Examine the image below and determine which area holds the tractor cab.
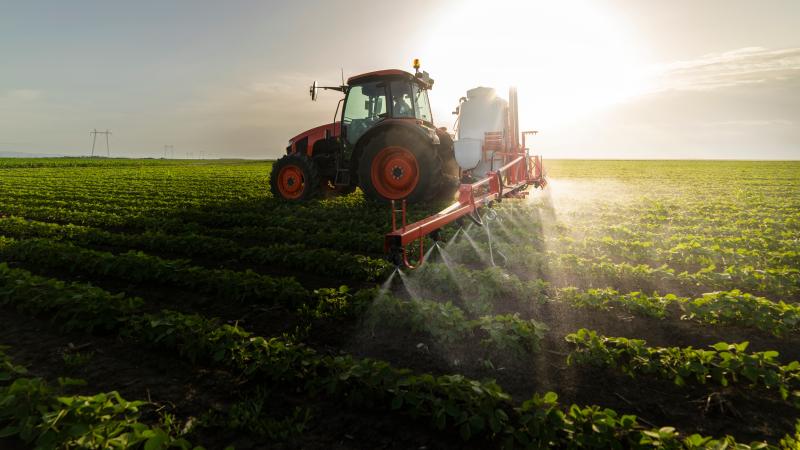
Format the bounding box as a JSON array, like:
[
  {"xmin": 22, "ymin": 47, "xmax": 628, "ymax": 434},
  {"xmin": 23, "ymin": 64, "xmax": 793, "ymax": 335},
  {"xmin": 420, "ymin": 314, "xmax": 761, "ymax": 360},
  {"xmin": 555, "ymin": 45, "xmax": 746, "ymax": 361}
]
[
  {"xmin": 271, "ymin": 62, "xmax": 458, "ymax": 203},
  {"xmin": 342, "ymin": 70, "xmax": 435, "ymax": 147}
]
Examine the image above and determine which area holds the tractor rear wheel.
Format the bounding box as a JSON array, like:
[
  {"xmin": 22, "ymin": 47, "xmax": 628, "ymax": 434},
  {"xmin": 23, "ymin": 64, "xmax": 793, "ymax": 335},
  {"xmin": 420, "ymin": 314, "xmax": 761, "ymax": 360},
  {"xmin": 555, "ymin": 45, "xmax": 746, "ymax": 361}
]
[
  {"xmin": 358, "ymin": 129, "xmax": 438, "ymax": 203},
  {"xmin": 433, "ymin": 129, "xmax": 461, "ymax": 201},
  {"xmin": 270, "ymin": 153, "xmax": 320, "ymax": 201}
]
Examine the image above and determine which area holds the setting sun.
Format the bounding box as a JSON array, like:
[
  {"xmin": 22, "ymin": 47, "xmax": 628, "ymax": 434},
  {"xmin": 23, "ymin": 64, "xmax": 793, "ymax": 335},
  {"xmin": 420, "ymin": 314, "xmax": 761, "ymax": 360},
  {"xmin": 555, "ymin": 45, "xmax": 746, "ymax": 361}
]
[{"xmin": 422, "ymin": 0, "xmax": 650, "ymax": 129}]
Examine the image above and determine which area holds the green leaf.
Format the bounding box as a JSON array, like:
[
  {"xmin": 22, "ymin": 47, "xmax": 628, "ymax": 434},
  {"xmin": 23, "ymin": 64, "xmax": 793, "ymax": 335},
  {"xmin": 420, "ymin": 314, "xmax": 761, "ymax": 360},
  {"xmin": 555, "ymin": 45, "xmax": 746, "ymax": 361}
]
[
  {"xmin": 445, "ymin": 402, "xmax": 460, "ymax": 417},
  {"xmin": 144, "ymin": 428, "xmax": 170, "ymax": 450},
  {"xmin": 469, "ymin": 415, "xmax": 485, "ymax": 432},
  {"xmin": 0, "ymin": 426, "xmax": 19, "ymax": 438},
  {"xmin": 762, "ymin": 350, "xmax": 779, "ymax": 360},
  {"xmin": 711, "ymin": 342, "xmax": 730, "ymax": 352},
  {"xmin": 66, "ymin": 423, "xmax": 89, "ymax": 438},
  {"xmin": 495, "ymin": 408, "xmax": 509, "ymax": 421},
  {"xmin": 620, "ymin": 415, "xmax": 636, "ymax": 428},
  {"xmin": 390, "ymin": 396, "xmax": 403, "ymax": 410},
  {"xmin": 459, "ymin": 422, "xmax": 472, "ymax": 441},
  {"xmin": 434, "ymin": 411, "xmax": 446, "ymax": 430},
  {"xmin": 489, "ymin": 416, "xmax": 502, "ymax": 433}
]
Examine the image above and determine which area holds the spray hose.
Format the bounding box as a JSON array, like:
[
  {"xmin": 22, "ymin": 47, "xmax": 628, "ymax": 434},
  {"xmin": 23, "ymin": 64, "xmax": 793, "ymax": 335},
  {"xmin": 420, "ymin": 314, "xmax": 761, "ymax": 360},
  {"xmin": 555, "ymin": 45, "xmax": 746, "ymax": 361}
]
[{"xmin": 484, "ymin": 210, "xmax": 507, "ymax": 267}]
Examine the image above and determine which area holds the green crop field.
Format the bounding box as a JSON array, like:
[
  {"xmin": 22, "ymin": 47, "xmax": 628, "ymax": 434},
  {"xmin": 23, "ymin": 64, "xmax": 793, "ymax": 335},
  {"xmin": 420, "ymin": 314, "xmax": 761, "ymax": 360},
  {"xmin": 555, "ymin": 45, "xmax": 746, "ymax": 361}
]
[{"xmin": 0, "ymin": 158, "xmax": 798, "ymax": 449}]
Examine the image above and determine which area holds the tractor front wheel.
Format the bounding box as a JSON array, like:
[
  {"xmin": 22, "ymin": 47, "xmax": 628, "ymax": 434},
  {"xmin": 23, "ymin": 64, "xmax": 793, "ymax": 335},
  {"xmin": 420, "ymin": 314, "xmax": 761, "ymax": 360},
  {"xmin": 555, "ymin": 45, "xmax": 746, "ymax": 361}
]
[{"xmin": 270, "ymin": 153, "xmax": 320, "ymax": 201}]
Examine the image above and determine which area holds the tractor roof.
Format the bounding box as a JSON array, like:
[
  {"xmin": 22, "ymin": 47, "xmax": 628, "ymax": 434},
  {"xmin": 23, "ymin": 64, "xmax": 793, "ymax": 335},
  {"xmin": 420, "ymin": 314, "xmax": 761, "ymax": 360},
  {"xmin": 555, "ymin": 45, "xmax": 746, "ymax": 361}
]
[{"xmin": 347, "ymin": 69, "xmax": 431, "ymax": 89}]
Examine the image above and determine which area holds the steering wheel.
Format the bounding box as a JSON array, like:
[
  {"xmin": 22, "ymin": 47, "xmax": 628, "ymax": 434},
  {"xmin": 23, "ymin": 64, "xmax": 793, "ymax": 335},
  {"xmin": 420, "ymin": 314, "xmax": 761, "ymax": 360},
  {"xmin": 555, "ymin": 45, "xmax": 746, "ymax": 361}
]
[{"xmin": 394, "ymin": 100, "xmax": 412, "ymax": 117}]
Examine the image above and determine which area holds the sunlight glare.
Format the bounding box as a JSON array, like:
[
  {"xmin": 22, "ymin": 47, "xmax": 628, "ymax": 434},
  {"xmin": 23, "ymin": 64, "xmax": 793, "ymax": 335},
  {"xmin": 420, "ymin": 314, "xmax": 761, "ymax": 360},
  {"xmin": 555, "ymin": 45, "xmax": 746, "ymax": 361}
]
[{"xmin": 422, "ymin": 0, "xmax": 651, "ymax": 130}]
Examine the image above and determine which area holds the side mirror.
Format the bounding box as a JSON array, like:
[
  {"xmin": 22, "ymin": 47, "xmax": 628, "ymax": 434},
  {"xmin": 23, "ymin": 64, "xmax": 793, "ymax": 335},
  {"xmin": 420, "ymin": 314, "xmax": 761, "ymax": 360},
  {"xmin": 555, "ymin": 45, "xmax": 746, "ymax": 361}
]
[{"xmin": 309, "ymin": 81, "xmax": 318, "ymax": 101}]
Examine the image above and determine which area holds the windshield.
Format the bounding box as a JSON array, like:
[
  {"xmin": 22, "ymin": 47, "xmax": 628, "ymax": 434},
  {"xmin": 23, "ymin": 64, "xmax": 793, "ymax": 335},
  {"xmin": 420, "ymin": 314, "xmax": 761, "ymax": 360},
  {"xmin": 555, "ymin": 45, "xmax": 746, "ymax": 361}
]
[
  {"xmin": 390, "ymin": 80, "xmax": 433, "ymax": 123},
  {"xmin": 412, "ymin": 83, "xmax": 432, "ymax": 123},
  {"xmin": 343, "ymin": 81, "xmax": 387, "ymax": 145},
  {"xmin": 390, "ymin": 80, "xmax": 414, "ymax": 118}
]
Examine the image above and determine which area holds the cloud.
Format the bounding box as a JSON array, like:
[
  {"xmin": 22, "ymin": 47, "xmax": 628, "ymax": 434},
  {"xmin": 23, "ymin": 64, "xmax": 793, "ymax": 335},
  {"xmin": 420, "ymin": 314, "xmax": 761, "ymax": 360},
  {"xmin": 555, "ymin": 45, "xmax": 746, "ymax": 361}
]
[
  {"xmin": 538, "ymin": 48, "xmax": 800, "ymax": 160},
  {"xmin": 3, "ymin": 89, "xmax": 43, "ymax": 102},
  {"xmin": 699, "ymin": 119, "xmax": 794, "ymax": 128},
  {"xmin": 653, "ymin": 47, "xmax": 800, "ymax": 92}
]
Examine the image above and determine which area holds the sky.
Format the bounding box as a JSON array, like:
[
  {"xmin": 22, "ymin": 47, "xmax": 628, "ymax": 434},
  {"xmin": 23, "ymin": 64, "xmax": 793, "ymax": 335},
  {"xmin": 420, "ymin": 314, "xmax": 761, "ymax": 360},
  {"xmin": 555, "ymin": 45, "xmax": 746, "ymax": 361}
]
[{"xmin": 1, "ymin": 0, "xmax": 798, "ymax": 159}]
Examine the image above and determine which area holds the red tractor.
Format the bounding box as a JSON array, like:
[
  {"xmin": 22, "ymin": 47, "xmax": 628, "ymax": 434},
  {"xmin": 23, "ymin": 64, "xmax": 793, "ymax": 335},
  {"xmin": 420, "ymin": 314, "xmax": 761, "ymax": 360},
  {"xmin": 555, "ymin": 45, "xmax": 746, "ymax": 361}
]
[
  {"xmin": 272, "ymin": 62, "xmax": 547, "ymax": 268},
  {"xmin": 270, "ymin": 61, "xmax": 459, "ymax": 203}
]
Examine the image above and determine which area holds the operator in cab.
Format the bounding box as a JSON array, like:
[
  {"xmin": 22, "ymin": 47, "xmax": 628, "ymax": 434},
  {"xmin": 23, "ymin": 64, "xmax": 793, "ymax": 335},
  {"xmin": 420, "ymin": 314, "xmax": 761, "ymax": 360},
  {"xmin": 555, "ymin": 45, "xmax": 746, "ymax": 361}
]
[{"xmin": 391, "ymin": 82, "xmax": 414, "ymax": 117}]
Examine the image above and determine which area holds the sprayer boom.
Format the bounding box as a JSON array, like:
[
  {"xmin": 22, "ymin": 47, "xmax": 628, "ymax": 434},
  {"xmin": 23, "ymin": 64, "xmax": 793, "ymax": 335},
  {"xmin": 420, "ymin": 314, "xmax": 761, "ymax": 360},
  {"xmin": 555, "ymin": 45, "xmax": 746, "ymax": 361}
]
[{"xmin": 385, "ymin": 154, "xmax": 546, "ymax": 268}]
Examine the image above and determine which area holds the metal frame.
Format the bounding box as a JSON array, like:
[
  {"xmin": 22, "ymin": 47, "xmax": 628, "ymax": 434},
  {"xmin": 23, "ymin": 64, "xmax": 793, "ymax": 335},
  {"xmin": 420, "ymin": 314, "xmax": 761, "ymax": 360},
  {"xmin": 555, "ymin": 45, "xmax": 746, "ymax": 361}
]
[{"xmin": 385, "ymin": 153, "xmax": 546, "ymax": 268}]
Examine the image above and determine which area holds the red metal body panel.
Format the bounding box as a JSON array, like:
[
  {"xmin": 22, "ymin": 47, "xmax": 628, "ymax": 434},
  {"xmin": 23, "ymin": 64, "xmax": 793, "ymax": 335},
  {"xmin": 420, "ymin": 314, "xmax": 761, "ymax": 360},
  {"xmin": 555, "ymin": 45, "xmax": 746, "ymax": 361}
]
[
  {"xmin": 347, "ymin": 69, "xmax": 412, "ymax": 84},
  {"xmin": 347, "ymin": 69, "xmax": 432, "ymax": 89},
  {"xmin": 288, "ymin": 122, "xmax": 341, "ymax": 156}
]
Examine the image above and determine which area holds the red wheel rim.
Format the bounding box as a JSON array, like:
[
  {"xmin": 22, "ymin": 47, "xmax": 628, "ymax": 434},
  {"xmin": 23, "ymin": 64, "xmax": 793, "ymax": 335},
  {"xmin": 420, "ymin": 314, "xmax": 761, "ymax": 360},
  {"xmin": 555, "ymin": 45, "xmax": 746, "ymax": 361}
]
[
  {"xmin": 370, "ymin": 146, "xmax": 420, "ymax": 199},
  {"xmin": 277, "ymin": 165, "xmax": 305, "ymax": 199}
]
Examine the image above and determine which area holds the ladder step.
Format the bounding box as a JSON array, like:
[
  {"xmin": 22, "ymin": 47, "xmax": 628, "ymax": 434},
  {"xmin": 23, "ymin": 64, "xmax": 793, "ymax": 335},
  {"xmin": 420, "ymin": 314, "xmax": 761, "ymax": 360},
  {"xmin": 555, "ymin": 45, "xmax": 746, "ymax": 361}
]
[{"xmin": 335, "ymin": 169, "xmax": 350, "ymax": 185}]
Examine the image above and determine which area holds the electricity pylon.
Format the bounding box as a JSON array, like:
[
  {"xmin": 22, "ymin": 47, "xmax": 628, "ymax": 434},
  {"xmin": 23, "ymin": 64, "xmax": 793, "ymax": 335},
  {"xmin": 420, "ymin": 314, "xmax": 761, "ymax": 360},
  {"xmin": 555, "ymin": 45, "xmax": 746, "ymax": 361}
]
[{"xmin": 90, "ymin": 129, "xmax": 112, "ymax": 157}]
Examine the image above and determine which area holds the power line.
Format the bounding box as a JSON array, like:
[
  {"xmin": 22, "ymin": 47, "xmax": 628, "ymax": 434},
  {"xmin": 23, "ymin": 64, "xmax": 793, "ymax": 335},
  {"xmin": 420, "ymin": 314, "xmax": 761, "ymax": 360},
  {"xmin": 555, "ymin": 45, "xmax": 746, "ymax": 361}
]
[
  {"xmin": 164, "ymin": 144, "xmax": 174, "ymax": 159},
  {"xmin": 89, "ymin": 129, "xmax": 112, "ymax": 157}
]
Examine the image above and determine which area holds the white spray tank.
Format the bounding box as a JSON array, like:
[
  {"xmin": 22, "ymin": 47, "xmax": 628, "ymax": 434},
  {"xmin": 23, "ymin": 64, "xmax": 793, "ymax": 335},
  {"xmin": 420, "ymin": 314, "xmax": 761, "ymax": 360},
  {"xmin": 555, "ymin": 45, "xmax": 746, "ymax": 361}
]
[{"xmin": 453, "ymin": 87, "xmax": 518, "ymax": 177}]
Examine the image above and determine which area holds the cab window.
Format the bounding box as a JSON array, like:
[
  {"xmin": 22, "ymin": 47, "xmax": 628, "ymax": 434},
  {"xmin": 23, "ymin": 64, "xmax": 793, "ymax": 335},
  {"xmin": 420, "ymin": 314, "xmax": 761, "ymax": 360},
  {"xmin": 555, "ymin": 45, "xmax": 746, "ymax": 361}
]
[
  {"xmin": 412, "ymin": 83, "xmax": 432, "ymax": 123},
  {"xmin": 390, "ymin": 80, "xmax": 415, "ymax": 118},
  {"xmin": 343, "ymin": 82, "xmax": 387, "ymax": 145}
]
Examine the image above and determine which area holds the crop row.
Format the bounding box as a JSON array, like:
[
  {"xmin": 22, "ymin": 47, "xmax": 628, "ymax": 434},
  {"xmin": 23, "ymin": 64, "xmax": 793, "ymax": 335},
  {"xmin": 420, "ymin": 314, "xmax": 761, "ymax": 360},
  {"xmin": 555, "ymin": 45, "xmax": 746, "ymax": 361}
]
[
  {"xmin": 0, "ymin": 346, "xmax": 196, "ymax": 449},
  {"xmin": 555, "ymin": 235, "xmax": 800, "ymax": 271},
  {"xmin": 445, "ymin": 237, "xmax": 799, "ymax": 300},
  {"xmin": 0, "ymin": 213, "xmax": 384, "ymax": 261},
  {"xmin": 537, "ymin": 194, "xmax": 798, "ymax": 220},
  {"xmin": 559, "ymin": 288, "xmax": 800, "ymax": 338},
  {"xmin": 407, "ymin": 260, "xmax": 800, "ymax": 338},
  {"xmin": 566, "ymin": 329, "xmax": 800, "ymax": 408},
  {"xmin": 503, "ymin": 192, "xmax": 798, "ymax": 217},
  {"xmin": 596, "ymin": 225, "xmax": 797, "ymax": 251},
  {"xmin": 0, "ymin": 178, "xmax": 258, "ymax": 202},
  {"xmin": 203, "ymin": 224, "xmax": 384, "ymax": 254},
  {"xmin": 0, "ymin": 199, "xmax": 394, "ymax": 239},
  {"xmin": 0, "ymin": 184, "xmax": 255, "ymax": 206},
  {"xmin": 493, "ymin": 202, "xmax": 798, "ymax": 246},
  {"xmin": 0, "ymin": 216, "xmax": 390, "ymax": 281},
  {"xmin": 0, "ymin": 167, "xmax": 438, "ymax": 225},
  {"xmin": 366, "ymin": 293, "xmax": 548, "ymax": 360},
  {"xmin": 2, "ymin": 191, "xmax": 209, "ymax": 210},
  {"xmin": 411, "ymin": 262, "xmax": 549, "ymax": 316},
  {"xmin": 557, "ymin": 287, "xmax": 674, "ymax": 319},
  {"xmin": 0, "ymin": 184, "xmax": 442, "ymax": 237},
  {"xmin": 0, "ymin": 237, "xmax": 311, "ymax": 307},
  {"xmin": 0, "ymin": 263, "xmax": 788, "ymax": 448},
  {"xmin": 484, "ymin": 219, "xmax": 798, "ymax": 277},
  {"xmin": 0, "ymin": 156, "xmax": 253, "ymax": 167},
  {"xmin": 564, "ymin": 210, "xmax": 798, "ymax": 234}
]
